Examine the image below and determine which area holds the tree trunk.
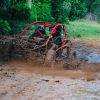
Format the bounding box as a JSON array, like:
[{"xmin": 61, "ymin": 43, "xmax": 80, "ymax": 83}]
[
  {"xmin": 34, "ymin": 0, "xmax": 37, "ymax": 21},
  {"xmin": 28, "ymin": 0, "xmax": 31, "ymax": 8}
]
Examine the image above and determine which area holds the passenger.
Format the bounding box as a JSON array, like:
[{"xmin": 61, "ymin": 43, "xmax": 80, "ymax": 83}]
[
  {"xmin": 49, "ymin": 26, "xmax": 62, "ymax": 47},
  {"xmin": 29, "ymin": 26, "xmax": 46, "ymax": 39}
]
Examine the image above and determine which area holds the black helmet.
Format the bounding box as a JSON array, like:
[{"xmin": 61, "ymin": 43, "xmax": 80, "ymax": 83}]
[{"xmin": 38, "ymin": 26, "xmax": 43, "ymax": 30}]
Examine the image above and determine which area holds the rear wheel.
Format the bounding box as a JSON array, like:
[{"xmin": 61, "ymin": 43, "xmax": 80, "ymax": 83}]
[
  {"xmin": 60, "ymin": 40, "xmax": 72, "ymax": 59},
  {"xmin": 60, "ymin": 47, "xmax": 70, "ymax": 59},
  {"xmin": 45, "ymin": 49, "xmax": 55, "ymax": 68}
]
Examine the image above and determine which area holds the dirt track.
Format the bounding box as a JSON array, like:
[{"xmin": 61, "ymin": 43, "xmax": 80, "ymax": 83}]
[{"xmin": 0, "ymin": 38, "xmax": 100, "ymax": 100}]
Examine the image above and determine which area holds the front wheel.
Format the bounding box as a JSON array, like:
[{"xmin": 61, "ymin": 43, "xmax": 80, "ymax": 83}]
[{"xmin": 45, "ymin": 49, "xmax": 55, "ymax": 68}]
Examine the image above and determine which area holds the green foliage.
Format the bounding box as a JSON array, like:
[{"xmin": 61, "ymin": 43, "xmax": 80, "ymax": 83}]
[
  {"xmin": 51, "ymin": 0, "xmax": 69, "ymax": 23},
  {"xmin": 80, "ymin": 0, "xmax": 100, "ymax": 22},
  {"xmin": 0, "ymin": 19, "xmax": 11, "ymax": 35},
  {"xmin": 9, "ymin": 20, "xmax": 29, "ymax": 34},
  {"xmin": 93, "ymin": 1, "xmax": 100, "ymax": 22},
  {"xmin": 30, "ymin": 0, "xmax": 36, "ymax": 22},
  {"xmin": 0, "ymin": 0, "xmax": 31, "ymax": 34},
  {"xmin": 0, "ymin": 0, "xmax": 100, "ymax": 35},
  {"xmin": 50, "ymin": 0, "xmax": 87, "ymax": 22},
  {"xmin": 67, "ymin": 20, "xmax": 100, "ymax": 38},
  {"xmin": 7, "ymin": 3, "xmax": 31, "ymax": 21},
  {"xmin": 68, "ymin": 0, "xmax": 87, "ymax": 21},
  {"xmin": 10, "ymin": 0, "xmax": 26, "ymax": 5},
  {"xmin": 36, "ymin": 1, "xmax": 54, "ymax": 22},
  {"xmin": 81, "ymin": 0, "xmax": 98, "ymax": 12}
]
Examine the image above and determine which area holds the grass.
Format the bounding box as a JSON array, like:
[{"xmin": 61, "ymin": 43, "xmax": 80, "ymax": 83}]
[
  {"xmin": 16, "ymin": 19, "xmax": 100, "ymax": 39},
  {"xmin": 66, "ymin": 19, "xmax": 100, "ymax": 38},
  {"xmin": 79, "ymin": 89, "xmax": 99, "ymax": 96}
]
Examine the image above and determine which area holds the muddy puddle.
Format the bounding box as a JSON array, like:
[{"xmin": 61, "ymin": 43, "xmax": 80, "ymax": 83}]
[
  {"xmin": 9, "ymin": 61, "xmax": 100, "ymax": 80},
  {"xmin": 0, "ymin": 63, "xmax": 100, "ymax": 100},
  {"xmin": 1, "ymin": 38, "xmax": 100, "ymax": 100},
  {"xmin": 73, "ymin": 47, "xmax": 100, "ymax": 63}
]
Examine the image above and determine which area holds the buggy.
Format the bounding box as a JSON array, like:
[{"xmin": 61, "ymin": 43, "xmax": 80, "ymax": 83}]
[
  {"xmin": 19, "ymin": 21, "xmax": 76, "ymax": 66},
  {"xmin": 0, "ymin": 21, "xmax": 76, "ymax": 67}
]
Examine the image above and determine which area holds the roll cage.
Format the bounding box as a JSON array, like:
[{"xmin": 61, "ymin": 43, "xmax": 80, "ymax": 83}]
[{"xmin": 20, "ymin": 21, "xmax": 72, "ymax": 52}]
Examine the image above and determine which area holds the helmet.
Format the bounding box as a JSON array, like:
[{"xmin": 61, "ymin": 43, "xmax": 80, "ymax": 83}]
[{"xmin": 38, "ymin": 26, "xmax": 43, "ymax": 30}]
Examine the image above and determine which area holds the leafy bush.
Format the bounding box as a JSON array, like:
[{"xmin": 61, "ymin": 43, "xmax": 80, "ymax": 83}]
[
  {"xmin": 9, "ymin": 20, "xmax": 29, "ymax": 34},
  {"xmin": 7, "ymin": 3, "xmax": 31, "ymax": 21},
  {"xmin": 68, "ymin": 0, "xmax": 87, "ymax": 21},
  {"xmin": 51, "ymin": 0, "xmax": 68, "ymax": 23},
  {"xmin": 93, "ymin": 6, "xmax": 100, "ymax": 22},
  {"xmin": 36, "ymin": 2, "xmax": 54, "ymax": 22},
  {"xmin": 0, "ymin": 19, "xmax": 11, "ymax": 35}
]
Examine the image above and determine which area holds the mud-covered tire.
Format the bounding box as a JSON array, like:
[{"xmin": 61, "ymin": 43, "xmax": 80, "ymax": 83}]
[
  {"xmin": 61, "ymin": 47, "xmax": 70, "ymax": 59},
  {"xmin": 2, "ymin": 42, "xmax": 12, "ymax": 60},
  {"xmin": 45, "ymin": 50, "xmax": 55, "ymax": 68},
  {"xmin": 60, "ymin": 40, "xmax": 71, "ymax": 59}
]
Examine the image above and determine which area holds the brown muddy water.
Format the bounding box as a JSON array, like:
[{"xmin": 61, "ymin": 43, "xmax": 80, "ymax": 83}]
[
  {"xmin": 1, "ymin": 38, "xmax": 100, "ymax": 100},
  {"xmin": 0, "ymin": 62, "xmax": 100, "ymax": 100}
]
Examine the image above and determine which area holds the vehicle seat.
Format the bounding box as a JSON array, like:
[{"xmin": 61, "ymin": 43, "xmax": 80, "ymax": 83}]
[
  {"xmin": 49, "ymin": 26, "xmax": 62, "ymax": 47},
  {"xmin": 53, "ymin": 31, "xmax": 62, "ymax": 47},
  {"xmin": 55, "ymin": 31, "xmax": 61, "ymax": 37}
]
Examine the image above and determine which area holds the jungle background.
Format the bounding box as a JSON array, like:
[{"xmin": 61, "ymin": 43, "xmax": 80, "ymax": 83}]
[{"xmin": 0, "ymin": 0, "xmax": 100, "ymax": 38}]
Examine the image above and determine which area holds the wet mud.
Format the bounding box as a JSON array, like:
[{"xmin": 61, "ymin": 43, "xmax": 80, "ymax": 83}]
[
  {"xmin": 72, "ymin": 38, "xmax": 100, "ymax": 63},
  {"xmin": 1, "ymin": 37, "xmax": 100, "ymax": 99},
  {"xmin": 0, "ymin": 62, "xmax": 100, "ymax": 100}
]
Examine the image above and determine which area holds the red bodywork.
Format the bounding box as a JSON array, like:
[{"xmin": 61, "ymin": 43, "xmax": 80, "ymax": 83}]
[{"xmin": 20, "ymin": 21, "xmax": 72, "ymax": 52}]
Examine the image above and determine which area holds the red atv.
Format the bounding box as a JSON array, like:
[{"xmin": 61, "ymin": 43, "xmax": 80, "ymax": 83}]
[{"xmin": 20, "ymin": 21, "xmax": 76, "ymax": 67}]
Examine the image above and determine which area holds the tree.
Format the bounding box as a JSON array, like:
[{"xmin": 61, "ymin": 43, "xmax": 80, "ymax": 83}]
[
  {"xmin": 51, "ymin": 0, "xmax": 68, "ymax": 23},
  {"xmin": 65, "ymin": 0, "xmax": 87, "ymax": 21},
  {"xmin": 31, "ymin": 0, "xmax": 54, "ymax": 22}
]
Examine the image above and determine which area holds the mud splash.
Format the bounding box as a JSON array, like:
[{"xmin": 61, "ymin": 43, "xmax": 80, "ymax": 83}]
[
  {"xmin": 9, "ymin": 60, "xmax": 100, "ymax": 81},
  {"xmin": 1, "ymin": 37, "xmax": 100, "ymax": 100},
  {"xmin": 1, "ymin": 64, "xmax": 100, "ymax": 100}
]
